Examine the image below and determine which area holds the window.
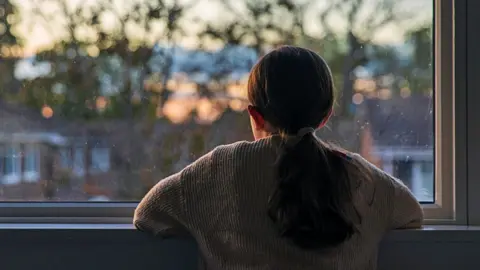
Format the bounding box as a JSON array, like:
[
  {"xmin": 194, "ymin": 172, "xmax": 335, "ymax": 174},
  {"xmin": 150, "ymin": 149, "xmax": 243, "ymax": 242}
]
[
  {"xmin": 90, "ymin": 148, "xmax": 110, "ymax": 173},
  {"xmin": 3, "ymin": 145, "xmax": 21, "ymax": 185},
  {"xmin": 59, "ymin": 148, "xmax": 72, "ymax": 169},
  {"xmin": 73, "ymin": 147, "xmax": 85, "ymax": 177},
  {"xmin": 24, "ymin": 144, "xmax": 40, "ymax": 183},
  {"xmin": 0, "ymin": 0, "xmax": 467, "ymax": 225}
]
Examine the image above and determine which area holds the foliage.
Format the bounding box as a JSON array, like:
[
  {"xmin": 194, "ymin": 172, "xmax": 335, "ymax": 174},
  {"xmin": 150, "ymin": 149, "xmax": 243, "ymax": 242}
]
[
  {"xmin": 0, "ymin": 0, "xmax": 20, "ymax": 98},
  {"xmin": 318, "ymin": 0, "xmax": 425, "ymax": 116}
]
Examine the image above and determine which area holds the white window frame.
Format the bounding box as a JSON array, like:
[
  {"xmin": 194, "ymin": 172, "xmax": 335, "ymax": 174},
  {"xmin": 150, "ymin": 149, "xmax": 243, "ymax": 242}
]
[
  {"xmin": 0, "ymin": 0, "xmax": 466, "ymax": 224},
  {"xmin": 420, "ymin": 0, "xmax": 467, "ymax": 224}
]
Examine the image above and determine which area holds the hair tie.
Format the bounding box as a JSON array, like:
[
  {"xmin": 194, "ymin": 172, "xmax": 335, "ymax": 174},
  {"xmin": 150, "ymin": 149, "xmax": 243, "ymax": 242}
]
[{"xmin": 284, "ymin": 127, "xmax": 315, "ymax": 148}]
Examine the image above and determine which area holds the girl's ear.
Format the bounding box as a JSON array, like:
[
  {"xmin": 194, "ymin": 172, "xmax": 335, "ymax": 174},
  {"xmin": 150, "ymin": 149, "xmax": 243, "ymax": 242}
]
[{"xmin": 247, "ymin": 105, "xmax": 265, "ymax": 130}]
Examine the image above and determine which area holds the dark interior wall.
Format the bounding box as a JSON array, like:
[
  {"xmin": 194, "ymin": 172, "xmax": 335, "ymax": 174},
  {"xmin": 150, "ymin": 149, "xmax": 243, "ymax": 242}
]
[{"xmin": 0, "ymin": 226, "xmax": 478, "ymax": 270}]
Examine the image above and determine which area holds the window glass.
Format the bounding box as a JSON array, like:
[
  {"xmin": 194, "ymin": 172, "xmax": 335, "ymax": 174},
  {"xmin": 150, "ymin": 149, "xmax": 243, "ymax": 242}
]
[
  {"xmin": 91, "ymin": 148, "xmax": 110, "ymax": 173},
  {"xmin": 73, "ymin": 147, "xmax": 85, "ymax": 177},
  {"xmin": 0, "ymin": 0, "xmax": 433, "ymax": 202},
  {"xmin": 24, "ymin": 144, "xmax": 40, "ymax": 182},
  {"xmin": 3, "ymin": 145, "xmax": 21, "ymax": 185},
  {"xmin": 4, "ymin": 145, "xmax": 20, "ymax": 175},
  {"xmin": 25, "ymin": 145, "xmax": 39, "ymax": 172},
  {"xmin": 59, "ymin": 148, "xmax": 72, "ymax": 169}
]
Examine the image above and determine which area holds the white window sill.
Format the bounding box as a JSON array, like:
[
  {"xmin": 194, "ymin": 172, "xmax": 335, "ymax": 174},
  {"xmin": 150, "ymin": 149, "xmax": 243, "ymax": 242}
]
[
  {"xmin": 2, "ymin": 174, "xmax": 21, "ymax": 185},
  {"xmin": 23, "ymin": 172, "xmax": 40, "ymax": 183},
  {"xmin": 1, "ymin": 173, "xmax": 40, "ymax": 185}
]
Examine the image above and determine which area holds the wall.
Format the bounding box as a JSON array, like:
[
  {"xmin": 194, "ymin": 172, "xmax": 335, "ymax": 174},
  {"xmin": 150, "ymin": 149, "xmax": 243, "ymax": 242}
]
[{"xmin": 0, "ymin": 225, "xmax": 478, "ymax": 270}]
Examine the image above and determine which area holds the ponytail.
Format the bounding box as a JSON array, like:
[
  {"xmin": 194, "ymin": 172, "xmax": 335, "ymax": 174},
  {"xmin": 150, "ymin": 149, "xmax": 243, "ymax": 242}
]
[{"xmin": 268, "ymin": 130, "xmax": 357, "ymax": 250}]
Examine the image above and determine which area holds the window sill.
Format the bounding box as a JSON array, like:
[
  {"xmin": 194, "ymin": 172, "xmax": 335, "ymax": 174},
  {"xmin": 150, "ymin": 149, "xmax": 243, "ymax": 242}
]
[
  {"xmin": 0, "ymin": 224, "xmax": 476, "ymax": 270},
  {"xmin": 385, "ymin": 225, "xmax": 480, "ymax": 242},
  {"xmin": 0, "ymin": 224, "xmax": 477, "ymax": 241},
  {"xmin": 0, "ymin": 223, "xmax": 472, "ymax": 230},
  {"xmin": 0, "ymin": 223, "xmax": 134, "ymax": 229},
  {"xmin": 2, "ymin": 174, "xmax": 21, "ymax": 185}
]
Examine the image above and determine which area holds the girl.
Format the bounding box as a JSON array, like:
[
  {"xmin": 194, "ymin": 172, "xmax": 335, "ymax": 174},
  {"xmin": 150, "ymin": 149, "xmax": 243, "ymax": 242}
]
[{"xmin": 134, "ymin": 46, "xmax": 423, "ymax": 269}]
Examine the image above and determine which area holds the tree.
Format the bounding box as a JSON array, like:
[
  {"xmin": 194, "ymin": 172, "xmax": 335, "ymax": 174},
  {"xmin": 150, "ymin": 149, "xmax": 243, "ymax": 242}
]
[
  {"xmin": 364, "ymin": 24, "xmax": 432, "ymax": 97},
  {"xmin": 404, "ymin": 25, "xmax": 432, "ymax": 93},
  {"xmin": 318, "ymin": 0, "xmax": 422, "ymax": 117},
  {"xmin": 193, "ymin": 0, "xmax": 314, "ymax": 116},
  {"xmin": 18, "ymin": 0, "xmax": 197, "ymax": 199},
  {"xmin": 200, "ymin": 0, "xmax": 311, "ymax": 55},
  {"xmin": 0, "ymin": 0, "xmax": 21, "ymax": 99},
  {"xmin": 23, "ymin": 0, "xmax": 196, "ymax": 117}
]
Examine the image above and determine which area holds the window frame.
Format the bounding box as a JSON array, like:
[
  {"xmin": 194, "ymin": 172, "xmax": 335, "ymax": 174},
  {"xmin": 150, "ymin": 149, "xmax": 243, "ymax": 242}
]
[
  {"xmin": 421, "ymin": 0, "xmax": 467, "ymax": 224},
  {"xmin": 0, "ymin": 0, "xmax": 465, "ymax": 224},
  {"xmin": 466, "ymin": 0, "xmax": 480, "ymax": 225}
]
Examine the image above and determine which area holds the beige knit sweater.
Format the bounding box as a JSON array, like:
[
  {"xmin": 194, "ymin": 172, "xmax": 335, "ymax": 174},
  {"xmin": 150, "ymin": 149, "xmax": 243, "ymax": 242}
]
[{"xmin": 134, "ymin": 136, "xmax": 423, "ymax": 270}]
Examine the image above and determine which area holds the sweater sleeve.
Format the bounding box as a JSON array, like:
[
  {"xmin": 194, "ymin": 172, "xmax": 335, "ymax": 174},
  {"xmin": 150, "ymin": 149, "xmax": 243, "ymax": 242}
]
[
  {"xmin": 133, "ymin": 171, "xmax": 188, "ymax": 236},
  {"xmin": 388, "ymin": 176, "xmax": 424, "ymax": 229},
  {"xmin": 350, "ymin": 153, "xmax": 423, "ymax": 230},
  {"xmin": 133, "ymin": 150, "xmax": 214, "ymax": 236}
]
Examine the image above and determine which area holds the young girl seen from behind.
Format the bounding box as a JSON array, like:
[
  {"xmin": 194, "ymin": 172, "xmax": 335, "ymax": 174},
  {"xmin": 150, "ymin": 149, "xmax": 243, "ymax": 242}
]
[{"xmin": 134, "ymin": 46, "xmax": 423, "ymax": 270}]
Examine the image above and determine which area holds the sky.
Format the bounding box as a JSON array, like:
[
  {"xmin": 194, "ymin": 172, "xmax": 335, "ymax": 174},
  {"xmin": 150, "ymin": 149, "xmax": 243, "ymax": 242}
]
[{"xmin": 8, "ymin": 0, "xmax": 432, "ymax": 53}]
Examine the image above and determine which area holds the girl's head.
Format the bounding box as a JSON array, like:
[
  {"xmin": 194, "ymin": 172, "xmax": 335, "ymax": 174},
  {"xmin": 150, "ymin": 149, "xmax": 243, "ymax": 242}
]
[
  {"xmin": 247, "ymin": 45, "xmax": 333, "ymax": 139},
  {"xmin": 247, "ymin": 46, "xmax": 359, "ymax": 250}
]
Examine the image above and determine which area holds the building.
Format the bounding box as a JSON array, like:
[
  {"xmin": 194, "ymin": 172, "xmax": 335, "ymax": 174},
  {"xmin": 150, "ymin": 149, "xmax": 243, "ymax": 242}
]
[
  {"xmin": 0, "ymin": 100, "xmax": 113, "ymax": 200},
  {"xmin": 357, "ymin": 94, "xmax": 434, "ymax": 202}
]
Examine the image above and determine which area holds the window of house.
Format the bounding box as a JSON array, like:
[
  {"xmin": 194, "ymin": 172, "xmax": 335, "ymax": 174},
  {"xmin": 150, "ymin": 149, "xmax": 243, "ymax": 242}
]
[
  {"xmin": 3, "ymin": 145, "xmax": 21, "ymax": 185},
  {"xmin": 0, "ymin": 0, "xmax": 467, "ymax": 225},
  {"xmin": 73, "ymin": 147, "xmax": 85, "ymax": 177},
  {"xmin": 59, "ymin": 148, "xmax": 72, "ymax": 169},
  {"xmin": 90, "ymin": 148, "xmax": 110, "ymax": 173},
  {"xmin": 24, "ymin": 144, "xmax": 40, "ymax": 182}
]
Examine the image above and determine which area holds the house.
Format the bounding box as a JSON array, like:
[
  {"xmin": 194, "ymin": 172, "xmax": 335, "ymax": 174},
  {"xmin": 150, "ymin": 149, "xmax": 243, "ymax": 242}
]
[
  {"xmin": 0, "ymin": 100, "xmax": 67, "ymax": 199},
  {"xmin": 0, "ymin": 100, "xmax": 113, "ymax": 200},
  {"xmin": 356, "ymin": 94, "xmax": 434, "ymax": 202}
]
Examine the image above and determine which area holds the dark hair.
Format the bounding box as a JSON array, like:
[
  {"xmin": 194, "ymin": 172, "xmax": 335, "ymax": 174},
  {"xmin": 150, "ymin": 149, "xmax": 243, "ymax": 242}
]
[{"xmin": 247, "ymin": 46, "xmax": 361, "ymax": 250}]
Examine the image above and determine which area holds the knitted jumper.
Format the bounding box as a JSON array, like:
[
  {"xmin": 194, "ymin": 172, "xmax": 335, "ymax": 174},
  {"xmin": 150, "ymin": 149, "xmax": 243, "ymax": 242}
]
[{"xmin": 134, "ymin": 136, "xmax": 423, "ymax": 270}]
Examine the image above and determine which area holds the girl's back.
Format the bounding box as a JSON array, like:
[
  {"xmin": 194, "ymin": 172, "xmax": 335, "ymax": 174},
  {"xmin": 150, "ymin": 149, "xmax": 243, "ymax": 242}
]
[
  {"xmin": 134, "ymin": 46, "xmax": 423, "ymax": 270},
  {"xmin": 135, "ymin": 137, "xmax": 422, "ymax": 269}
]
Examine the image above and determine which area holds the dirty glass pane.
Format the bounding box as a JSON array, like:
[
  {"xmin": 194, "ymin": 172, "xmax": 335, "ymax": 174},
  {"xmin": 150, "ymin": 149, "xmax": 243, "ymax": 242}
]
[{"xmin": 0, "ymin": 0, "xmax": 433, "ymax": 202}]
